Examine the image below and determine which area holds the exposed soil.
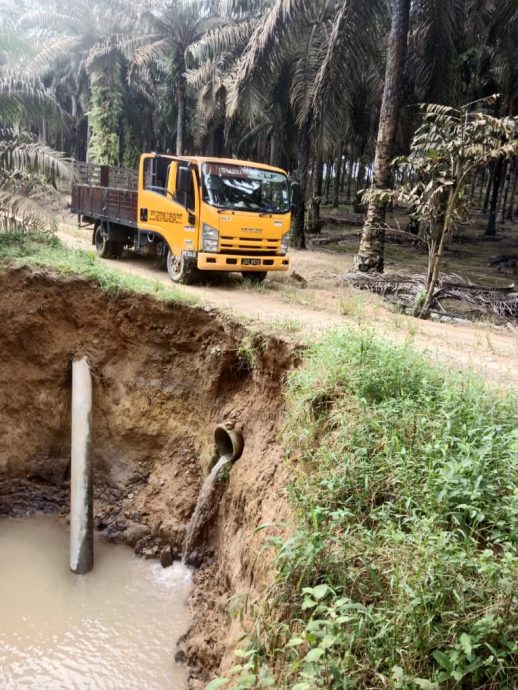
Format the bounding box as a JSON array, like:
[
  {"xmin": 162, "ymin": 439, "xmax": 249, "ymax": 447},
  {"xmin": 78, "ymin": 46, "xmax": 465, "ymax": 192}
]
[
  {"xmin": 58, "ymin": 221, "xmax": 518, "ymax": 389},
  {"xmin": 0, "ymin": 266, "xmax": 297, "ymax": 686}
]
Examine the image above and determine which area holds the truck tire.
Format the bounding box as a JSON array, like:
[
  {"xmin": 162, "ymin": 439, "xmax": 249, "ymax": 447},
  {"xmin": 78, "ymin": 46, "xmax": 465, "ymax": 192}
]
[
  {"xmin": 242, "ymin": 271, "xmax": 267, "ymax": 284},
  {"xmin": 95, "ymin": 224, "xmax": 123, "ymax": 259},
  {"xmin": 166, "ymin": 249, "xmax": 199, "ymax": 284}
]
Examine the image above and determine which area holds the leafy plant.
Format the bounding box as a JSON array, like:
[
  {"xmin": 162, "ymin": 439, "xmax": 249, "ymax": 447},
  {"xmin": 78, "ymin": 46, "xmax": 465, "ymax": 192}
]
[
  {"xmin": 218, "ymin": 329, "xmax": 518, "ymax": 689},
  {"xmin": 363, "ymin": 96, "xmax": 518, "ymax": 317}
]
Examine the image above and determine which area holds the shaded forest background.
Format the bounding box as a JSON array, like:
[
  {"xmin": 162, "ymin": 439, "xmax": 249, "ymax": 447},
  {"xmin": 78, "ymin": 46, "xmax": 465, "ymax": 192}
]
[{"xmin": 0, "ymin": 0, "xmax": 517, "ymax": 267}]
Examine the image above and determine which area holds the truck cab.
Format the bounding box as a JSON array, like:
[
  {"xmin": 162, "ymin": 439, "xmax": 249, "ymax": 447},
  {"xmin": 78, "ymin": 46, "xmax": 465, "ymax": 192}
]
[{"xmin": 72, "ymin": 154, "xmax": 297, "ymax": 284}]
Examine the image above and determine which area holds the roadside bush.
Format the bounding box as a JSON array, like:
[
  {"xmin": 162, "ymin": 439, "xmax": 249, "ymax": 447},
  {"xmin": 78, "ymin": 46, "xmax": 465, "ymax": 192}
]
[{"xmin": 220, "ymin": 330, "xmax": 517, "ymax": 690}]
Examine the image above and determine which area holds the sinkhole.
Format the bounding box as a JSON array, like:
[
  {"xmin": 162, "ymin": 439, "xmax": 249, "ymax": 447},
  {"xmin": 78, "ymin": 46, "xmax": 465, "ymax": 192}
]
[{"xmin": 0, "ymin": 267, "xmax": 293, "ymax": 686}]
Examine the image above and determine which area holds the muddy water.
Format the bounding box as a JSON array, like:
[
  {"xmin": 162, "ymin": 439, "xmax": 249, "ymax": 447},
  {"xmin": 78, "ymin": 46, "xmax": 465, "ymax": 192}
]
[{"xmin": 0, "ymin": 517, "xmax": 192, "ymax": 690}]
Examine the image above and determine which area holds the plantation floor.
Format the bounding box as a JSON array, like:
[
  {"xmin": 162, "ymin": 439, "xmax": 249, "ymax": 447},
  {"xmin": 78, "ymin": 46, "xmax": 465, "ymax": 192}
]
[{"xmin": 58, "ymin": 220, "xmax": 518, "ymax": 389}]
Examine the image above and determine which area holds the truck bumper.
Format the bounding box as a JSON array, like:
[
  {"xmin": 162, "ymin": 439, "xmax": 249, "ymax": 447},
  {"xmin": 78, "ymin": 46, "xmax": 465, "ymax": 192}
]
[{"xmin": 197, "ymin": 253, "xmax": 290, "ymax": 272}]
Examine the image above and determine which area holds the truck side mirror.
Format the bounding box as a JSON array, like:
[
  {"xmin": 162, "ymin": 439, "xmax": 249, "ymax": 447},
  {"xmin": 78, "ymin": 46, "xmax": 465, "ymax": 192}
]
[
  {"xmin": 290, "ymin": 181, "xmax": 300, "ymax": 209},
  {"xmin": 177, "ymin": 166, "xmax": 191, "ymax": 195}
]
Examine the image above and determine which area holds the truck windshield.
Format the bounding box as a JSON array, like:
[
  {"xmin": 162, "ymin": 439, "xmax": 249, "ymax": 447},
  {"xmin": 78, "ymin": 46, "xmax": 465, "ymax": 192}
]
[{"xmin": 201, "ymin": 162, "xmax": 290, "ymax": 214}]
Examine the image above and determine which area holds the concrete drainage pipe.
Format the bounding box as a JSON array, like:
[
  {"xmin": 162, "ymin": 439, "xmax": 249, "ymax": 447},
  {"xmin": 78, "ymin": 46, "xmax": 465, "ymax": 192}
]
[{"xmin": 214, "ymin": 424, "xmax": 244, "ymax": 463}]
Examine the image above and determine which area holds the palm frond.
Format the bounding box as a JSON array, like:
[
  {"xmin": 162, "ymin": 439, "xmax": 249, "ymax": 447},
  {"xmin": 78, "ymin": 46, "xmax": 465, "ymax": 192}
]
[
  {"xmin": 188, "ymin": 19, "xmax": 255, "ymax": 62},
  {"xmin": 131, "ymin": 37, "xmax": 171, "ymax": 68},
  {"xmin": 0, "ymin": 137, "xmax": 72, "ymax": 181},
  {"xmin": 0, "ymin": 129, "xmax": 72, "ymax": 232},
  {"xmin": 227, "ymin": 0, "xmax": 317, "ymax": 118},
  {"xmin": 0, "ymin": 186, "xmax": 57, "ymax": 233},
  {"xmin": 15, "ymin": 8, "xmax": 86, "ymax": 36},
  {"xmin": 0, "ymin": 76, "xmax": 61, "ymax": 123},
  {"xmin": 21, "ymin": 35, "xmax": 81, "ymax": 75},
  {"xmin": 312, "ymin": 0, "xmax": 386, "ymax": 121},
  {"xmin": 289, "ymin": 18, "xmax": 328, "ymax": 126},
  {"xmin": 407, "ymin": 0, "xmax": 465, "ymax": 103}
]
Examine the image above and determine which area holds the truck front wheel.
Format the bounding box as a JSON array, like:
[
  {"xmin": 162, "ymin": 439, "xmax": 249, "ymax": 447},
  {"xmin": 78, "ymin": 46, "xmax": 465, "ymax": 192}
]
[
  {"xmin": 95, "ymin": 224, "xmax": 123, "ymax": 259},
  {"xmin": 166, "ymin": 250, "xmax": 198, "ymax": 284},
  {"xmin": 242, "ymin": 271, "xmax": 267, "ymax": 284}
]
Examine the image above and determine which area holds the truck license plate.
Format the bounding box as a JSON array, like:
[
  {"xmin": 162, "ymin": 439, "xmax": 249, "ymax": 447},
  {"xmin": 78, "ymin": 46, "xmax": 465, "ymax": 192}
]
[{"xmin": 242, "ymin": 258, "xmax": 261, "ymax": 266}]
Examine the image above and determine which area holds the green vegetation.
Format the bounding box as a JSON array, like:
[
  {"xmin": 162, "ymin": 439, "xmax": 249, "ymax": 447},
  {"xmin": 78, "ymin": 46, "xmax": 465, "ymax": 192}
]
[
  {"xmin": 235, "ymin": 333, "xmax": 263, "ymax": 372},
  {"xmin": 2, "ymin": 0, "xmax": 516, "ymax": 265},
  {"xmin": 217, "ymin": 330, "xmax": 518, "ymax": 689},
  {"xmin": 364, "ymin": 100, "xmax": 518, "ymax": 317},
  {"xmin": 88, "ymin": 59, "xmax": 124, "ymax": 165},
  {"xmin": 0, "ymin": 233, "xmax": 197, "ymax": 304}
]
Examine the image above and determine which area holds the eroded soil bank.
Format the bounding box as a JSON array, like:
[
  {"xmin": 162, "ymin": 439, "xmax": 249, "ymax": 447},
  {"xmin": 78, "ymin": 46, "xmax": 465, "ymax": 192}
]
[{"xmin": 0, "ymin": 266, "xmax": 297, "ymax": 686}]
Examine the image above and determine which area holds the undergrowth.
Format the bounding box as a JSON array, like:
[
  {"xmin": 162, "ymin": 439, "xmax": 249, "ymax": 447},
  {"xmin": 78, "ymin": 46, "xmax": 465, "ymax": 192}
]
[
  {"xmin": 0, "ymin": 232, "xmax": 198, "ymax": 304},
  {"xmin": 212, "ymin": 329, "xmax": 517, "ymax": 690}
]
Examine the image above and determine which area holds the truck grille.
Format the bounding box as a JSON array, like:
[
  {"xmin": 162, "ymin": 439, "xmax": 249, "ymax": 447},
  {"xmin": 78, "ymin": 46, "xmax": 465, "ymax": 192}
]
[{"xmin": 220, "ymin": 236, "xmax": 280, "ymax": 253}]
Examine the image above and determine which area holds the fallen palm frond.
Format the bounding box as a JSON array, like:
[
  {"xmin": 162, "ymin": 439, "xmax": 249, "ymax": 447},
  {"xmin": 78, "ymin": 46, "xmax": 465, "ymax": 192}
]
[
  {"xmin": 310, "ymin": 226, "xmax": 426, "ymax": 247},
  {"xmin": 342, "ymin": 271, "xmax": 518, "ymax": 320},
  {"xmin": 318, "ymin": 212, "xmax": 364, "ymax": 227}
]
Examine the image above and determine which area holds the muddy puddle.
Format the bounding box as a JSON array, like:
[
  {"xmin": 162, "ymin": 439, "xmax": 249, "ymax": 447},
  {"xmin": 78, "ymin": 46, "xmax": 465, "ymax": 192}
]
[{"xmin": 0, "ymin": 516, "xmax": 192, "ymax": 690}]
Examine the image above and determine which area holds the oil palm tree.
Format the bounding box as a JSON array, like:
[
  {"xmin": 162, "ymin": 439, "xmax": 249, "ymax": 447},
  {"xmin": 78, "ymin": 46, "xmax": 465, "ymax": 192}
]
[
  {"xmin": 185, "ymin": 0, "xmax": 268, "ymax": 156},
  {"xmin": 17, "ymin": 0, "xmax": 146, "ymax": 165},
  {"xmin": 356, "ymin": 0, "xmax": 411, "ymax": 272},
  {"xmin": 227, "ymin": 0, "xmax": 384, "ymax": 248},
  {"xmin": 355, "ymin": 0, "xmax": 518, "ymax": 271},
  {"xmin": 0, "ymin": 14, "xmax": 72, "ymax": 231},
  {"xmin": 132, "ymin": 0, "xmax": 215, "ymax": 156},
  {"xmin": 483, "ymin": 0, "xmax": 518, "ymax": 234}
]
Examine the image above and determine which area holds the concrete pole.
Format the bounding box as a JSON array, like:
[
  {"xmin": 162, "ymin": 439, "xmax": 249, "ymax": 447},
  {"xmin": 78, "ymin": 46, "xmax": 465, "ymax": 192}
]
[{"xmin": 70, "ymin": 357, "xmax": 94, "ymax": 574}]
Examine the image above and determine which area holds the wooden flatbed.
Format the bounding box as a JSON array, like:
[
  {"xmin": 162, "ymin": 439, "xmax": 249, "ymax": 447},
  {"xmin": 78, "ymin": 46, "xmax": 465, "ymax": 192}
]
[{"xmin": 71, "ymin": 161, "xmax": 139, "ymax": 228}]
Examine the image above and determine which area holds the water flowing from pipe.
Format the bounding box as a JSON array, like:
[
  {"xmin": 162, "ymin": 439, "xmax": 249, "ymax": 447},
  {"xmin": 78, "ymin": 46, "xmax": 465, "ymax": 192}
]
[{"xmin": 182, "ymin": 454, "xmax": 231, "ymax": 563}]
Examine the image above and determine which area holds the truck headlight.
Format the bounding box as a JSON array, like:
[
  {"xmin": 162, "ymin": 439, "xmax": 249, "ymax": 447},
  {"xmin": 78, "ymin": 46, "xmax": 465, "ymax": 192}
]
[
  {"xmin": 280, "ymin": 231, "xmax": 290, "ymax": 255},
  {"xmin": 202, "ymin": 223, "xmax": 219, "ymax": 252}
]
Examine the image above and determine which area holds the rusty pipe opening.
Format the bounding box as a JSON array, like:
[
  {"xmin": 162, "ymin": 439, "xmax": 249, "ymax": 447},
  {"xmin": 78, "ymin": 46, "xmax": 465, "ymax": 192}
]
[{"xmin": 214, "ymin": 424, "xmax": 244, "ymax": 463}]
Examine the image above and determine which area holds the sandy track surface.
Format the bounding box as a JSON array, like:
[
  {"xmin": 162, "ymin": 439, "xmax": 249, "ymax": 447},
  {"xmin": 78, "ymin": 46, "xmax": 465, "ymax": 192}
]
[{"xmin": 58, "ymin": 222, "xmax": 518, "ymax": 389}]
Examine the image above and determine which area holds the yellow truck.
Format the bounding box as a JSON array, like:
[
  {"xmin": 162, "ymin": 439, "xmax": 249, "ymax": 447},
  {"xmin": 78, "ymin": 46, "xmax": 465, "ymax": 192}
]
[{"xmin": 71, "ymin": 154, "xmax": 298, "ymax": 283}]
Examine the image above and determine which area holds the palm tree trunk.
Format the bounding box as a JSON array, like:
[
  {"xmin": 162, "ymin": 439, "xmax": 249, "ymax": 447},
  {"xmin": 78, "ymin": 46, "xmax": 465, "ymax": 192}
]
[
  {"xmin": 293, "ymin": 114, "xmax": 311, "ymax": 249},
  {"xmin": 482, "ymin": 165, "xmax": 494, "ymax": 213},
  {"xmin": 507, "ymin": 163, "xmax": 517, "ymax": 220},
  {"xmin": 40, "ymin": 118, "xmax": 48, "ymax": 145},
  {"xmin": 324, "ymin": 155, "xmax": 332, "ymax": 204},
  {"xmin": 88, "ymin": 59, "xmax": 123, "ymax": 165},
  {"xmin": 469, "ymin": 171, "xmax": 477, "ymax": 201},
  {"xmin": 269, "ymin": 134, "xmax": 279, "ymax": 167},
  {"xmin": 340, "ymin": 153, "xmax": 347, "ymax": 193},
  {"xmin": 308, "ymin": 144, "xmax": 324, "ymax": 233},
  {"xmin": 478, "ymin": 168, "xmax": 486, "ymax": 205},
  {"xmin": 356, "ymin": 0, "xmax": 411, "ymax": 272},
  {"xmin": 333, "ymin": 147, "xmax": 343, "ymax": 208},
  {"xmin": 85, "ymin": 114, "xmax": 91, "ymax": 163},
  {"xmin": 353, "ymin": 159, "xmax": 365, "ymax": 212},
  {"xmin": 499, "ymin": 161, "xmax": 511, "ymax": 224},
  {"xmin": 346, "ymin": 149, "xmax": 354, "ymax": 204},
  {"xmin": 485, "ymin": 156, "xmax": 504, "ymax": 236},
  {"xmin": 176, "ymin": 83, "xmax": 186, "ymax": 156}
]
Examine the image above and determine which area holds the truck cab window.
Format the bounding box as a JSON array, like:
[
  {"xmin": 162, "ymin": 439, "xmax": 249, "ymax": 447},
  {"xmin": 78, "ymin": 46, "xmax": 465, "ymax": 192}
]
[
  {"xmin": 201, "ymin": 162, "xmax": 289, "ymax": 213},
  {"xmin": 175, "ymin": 167, "xmax": 195, "ymax": 212},
  {"xmin": 143, "ymin": 157, "xmax": 170, "ymax": 195}
]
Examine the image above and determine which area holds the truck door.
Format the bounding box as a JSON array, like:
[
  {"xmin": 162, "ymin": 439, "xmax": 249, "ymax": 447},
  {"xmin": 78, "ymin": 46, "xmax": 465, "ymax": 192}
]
[{"xmin": 137, "ymin": 154, "xmax": 198, "ymax": 261}]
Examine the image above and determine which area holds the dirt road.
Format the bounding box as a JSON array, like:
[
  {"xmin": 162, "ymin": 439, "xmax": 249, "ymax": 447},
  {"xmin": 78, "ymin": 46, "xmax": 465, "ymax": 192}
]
[{"xmin": 58, "ymin": 222, "xmax": 518, "ymax": 389}]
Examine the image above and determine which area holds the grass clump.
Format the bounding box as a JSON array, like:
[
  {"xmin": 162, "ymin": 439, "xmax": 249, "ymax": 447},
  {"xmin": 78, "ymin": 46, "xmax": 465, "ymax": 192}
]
[
  {"xmin": 0, "ymin": 232, "xmax": 198, "ymax": 304},
  {"xmin": 234, "ymin": 332, "xmax": 264, "ymax": 373},
  {"xmin": 224, "ymin": 329, "xmax": 518, "ymax": 690}
]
